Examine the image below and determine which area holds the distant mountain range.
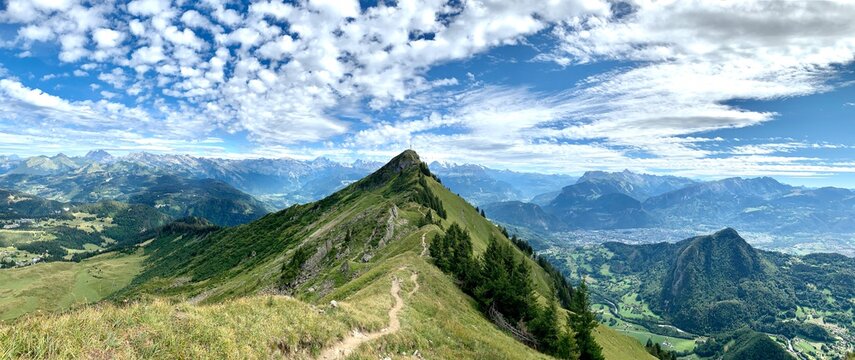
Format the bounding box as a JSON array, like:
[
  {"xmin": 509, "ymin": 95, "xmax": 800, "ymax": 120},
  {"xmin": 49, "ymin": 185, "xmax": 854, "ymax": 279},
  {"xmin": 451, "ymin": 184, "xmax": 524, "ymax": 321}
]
[
  {"xmin": 0, "ymin": 152, "xmax": 382, "ymax": 208},
  {"xmin": 484, "ymin": 170, "xmax": 855, "ymax": 237},
  {"xmin": 427, "ymin": 161, "xmax": 576, "ymax": 205},
  {"xmin": 0, "ymin": 151, "xmax": 575, "ymax": 213},
  {"xmin": 5, "ymin": 152, "xmax": 855, "ymax": 237}
]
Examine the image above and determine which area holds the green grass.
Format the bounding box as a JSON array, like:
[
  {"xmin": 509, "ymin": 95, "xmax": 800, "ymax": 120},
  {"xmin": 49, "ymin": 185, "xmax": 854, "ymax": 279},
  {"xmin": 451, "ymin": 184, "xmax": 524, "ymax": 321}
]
[
  {"xmin": 0, "ymin": 250, "xmax": 145, "ymax": 321},
  {"xmin": 325, "ymin": 252, "xmax": 555, "ymax": 359},
  {"xmin": 0, "ymin": 230, "xmax": 55, "ymax": 245},
  {"xmin": 0, "ymin": 296, "xmax": 360, "ymax": 359},
  {"xmin": 595, "ymin": 324, "xmax": 657, "ymax": 360},
  {"xmin": 618, "ymin": 293, "xmax": 662, "ymax": 321},
  {"xmin": 792, "ymin": 337, "xmax": 817, "ymax": 354},
  {"xmin": 594, "ymin": 302, "xmax": 697, "ymax": 354}
]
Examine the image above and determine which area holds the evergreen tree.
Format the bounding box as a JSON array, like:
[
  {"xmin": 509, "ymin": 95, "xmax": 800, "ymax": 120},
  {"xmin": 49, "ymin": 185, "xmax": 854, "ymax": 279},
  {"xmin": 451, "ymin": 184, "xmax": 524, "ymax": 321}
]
[
  {"xmin": 569, "ymin": 280, "xmax": 604, "ymax": 360},
  {"xmin": 429, "ymin": 233, "xmax": 449, "ymax": 272},
  {"xmin": 531, "ymin": 290, "xmax": 579, "ymax": 359},
  {"xmin": 475, "ymin": 237, "xmax": 535, "ymax": 322}
]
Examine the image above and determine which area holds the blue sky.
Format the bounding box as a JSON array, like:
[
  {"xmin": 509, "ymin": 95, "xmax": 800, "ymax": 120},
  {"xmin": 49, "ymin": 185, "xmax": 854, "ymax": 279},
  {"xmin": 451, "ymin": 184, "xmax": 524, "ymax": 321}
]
[{"xmin": 0, "ymin": 0, "xmax": 854, "ymax": 187}]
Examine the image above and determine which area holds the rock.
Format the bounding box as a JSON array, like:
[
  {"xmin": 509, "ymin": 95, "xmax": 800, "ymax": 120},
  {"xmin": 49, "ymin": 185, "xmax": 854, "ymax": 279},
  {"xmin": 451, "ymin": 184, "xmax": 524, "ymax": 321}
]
[
  {"xmin": 361, "ymin": 253, "xmax": 373, "ymax": 262},
  {"xmin": 330, "ymin": 300, "xmax": 338, "ymax": 308}
]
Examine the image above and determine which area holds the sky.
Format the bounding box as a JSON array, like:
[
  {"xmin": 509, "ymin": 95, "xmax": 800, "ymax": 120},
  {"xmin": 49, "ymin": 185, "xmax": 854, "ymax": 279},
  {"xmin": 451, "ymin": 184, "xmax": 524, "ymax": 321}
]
[{"xmin": 0, "ymin": 0, "xmax": 854, "ymax": 187}]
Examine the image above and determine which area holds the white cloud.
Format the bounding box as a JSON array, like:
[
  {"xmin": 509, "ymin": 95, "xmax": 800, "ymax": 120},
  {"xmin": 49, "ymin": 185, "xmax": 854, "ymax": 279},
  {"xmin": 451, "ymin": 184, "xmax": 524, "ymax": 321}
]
[
  {"xmin": 127, "ymin": 0, "xmax": 170, "ymax": 17},
  {"xmin": 256, "ymin": 35, "xmax": 296, "ymax": 59},
  {"xmin": 19, "ymin": 25, "xmax": 54, "ymax": 41},
  {"xmin": 92, "ymin": 28, "xmax": 123, "ymax": 48},
  {"xmin": 97, "ymin": 67, "xmax": 127, "ymax": 88}
]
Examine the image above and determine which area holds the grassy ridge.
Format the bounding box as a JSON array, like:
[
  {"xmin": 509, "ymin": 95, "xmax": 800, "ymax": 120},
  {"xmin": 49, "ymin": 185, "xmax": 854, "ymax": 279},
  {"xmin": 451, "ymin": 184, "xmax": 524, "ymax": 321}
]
[{"xmin": 0, "ymin": 151, "xmax": 654, "ymax": 359}]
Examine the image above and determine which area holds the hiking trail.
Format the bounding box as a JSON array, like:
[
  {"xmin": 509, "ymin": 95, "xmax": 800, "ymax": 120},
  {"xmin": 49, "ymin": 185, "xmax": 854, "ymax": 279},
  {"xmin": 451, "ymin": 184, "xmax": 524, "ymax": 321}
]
[
  {"xmin": 318, "ymin": 271, "xmax": 417, "ymax": 360},
  {"xmin": 419, "ymin": 233, "xmax": 428, "ymax": 257}
]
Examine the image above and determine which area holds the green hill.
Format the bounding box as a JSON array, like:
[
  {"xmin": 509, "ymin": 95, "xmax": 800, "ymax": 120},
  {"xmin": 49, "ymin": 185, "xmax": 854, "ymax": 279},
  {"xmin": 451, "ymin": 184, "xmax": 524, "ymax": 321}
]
[
  {"xmin": 0, "ymin": 150, "xmax": 652, "ymax": 359},
  {"xmin": 550, "ymin": 228, "xmax": 855, "ymax": 358},
  {"xmin": 721, "ymin": 330, "xmax": 794, "ymax": 360}
]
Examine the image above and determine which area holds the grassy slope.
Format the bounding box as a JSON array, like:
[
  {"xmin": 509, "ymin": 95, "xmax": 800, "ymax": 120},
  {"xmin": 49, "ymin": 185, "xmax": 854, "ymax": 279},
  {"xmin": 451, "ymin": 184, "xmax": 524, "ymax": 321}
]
[
  {"xmin": 0, "ymin": 250, "xmax": 145, "ymax": 321},
  {"xmin": 0, "ymin": 296, "xmax": 360, "ymax": 359},
  {"xmin": 0, "ymin": 151, "xmax": 652, "ymax": 359},
  {"xmin": 595, "ymin": 324, "xmax": 657, "ymax": 360}
]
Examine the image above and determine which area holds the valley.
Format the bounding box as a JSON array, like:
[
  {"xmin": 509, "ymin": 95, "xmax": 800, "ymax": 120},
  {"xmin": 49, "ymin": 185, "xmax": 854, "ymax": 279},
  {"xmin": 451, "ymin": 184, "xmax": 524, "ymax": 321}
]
[{"xmin": 538, "ymin": 229, "xmax": 855, "ymax": 359}]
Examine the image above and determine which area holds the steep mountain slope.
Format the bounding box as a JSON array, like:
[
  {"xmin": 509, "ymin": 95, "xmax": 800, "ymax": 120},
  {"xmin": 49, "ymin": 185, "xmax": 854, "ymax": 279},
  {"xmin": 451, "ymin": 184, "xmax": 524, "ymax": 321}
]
[
  {"xmin": 0, "ymin": 150, "xmax": 652, "ymax": 359},
  {"xmin": 604, "ymin": 229, "xmax": 794, "ymax": 333},
  {"xmin": 119, "ymin": 150, "xmax": 556, "ymax": 305},
  {"xmin": 656, "ymin": 229, "xmax": 784, "ymax": 332}
]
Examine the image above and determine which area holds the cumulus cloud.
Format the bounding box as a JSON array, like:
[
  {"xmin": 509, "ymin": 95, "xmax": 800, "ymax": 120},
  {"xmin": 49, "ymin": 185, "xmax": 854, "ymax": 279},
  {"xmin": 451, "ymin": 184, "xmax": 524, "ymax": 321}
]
[
  {"xmin": 92, "ymin": 28, "xmax": 123, "ymax": 48},
  {"xmin": 0, "ymin": 0, "xmax": 854, "ymax": 179}
]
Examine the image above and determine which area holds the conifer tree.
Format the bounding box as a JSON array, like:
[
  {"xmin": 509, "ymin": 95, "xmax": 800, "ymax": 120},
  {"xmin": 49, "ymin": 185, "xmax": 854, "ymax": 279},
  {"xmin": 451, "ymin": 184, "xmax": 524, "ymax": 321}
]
[{"xmin": 569, "ymin": 279, "xmax": 604, "ymax": 360}]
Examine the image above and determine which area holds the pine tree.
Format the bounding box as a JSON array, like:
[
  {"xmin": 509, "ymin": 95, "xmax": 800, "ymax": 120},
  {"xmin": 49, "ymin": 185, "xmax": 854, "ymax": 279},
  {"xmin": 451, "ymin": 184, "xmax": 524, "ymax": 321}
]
[
  {"xmin": 429, "ymin": 233, "xmax": 449, "ymax": 272},
  {"xmin": 531, "ymin": 290, "xmax": 578, "ymax": 359},
  {"xmin": 475, "ymin": 238, "xmax": 510, "ymax": 312},
  {"xmin": 569, "ymin": 279, "xmax": 604, "ymax": 360}
]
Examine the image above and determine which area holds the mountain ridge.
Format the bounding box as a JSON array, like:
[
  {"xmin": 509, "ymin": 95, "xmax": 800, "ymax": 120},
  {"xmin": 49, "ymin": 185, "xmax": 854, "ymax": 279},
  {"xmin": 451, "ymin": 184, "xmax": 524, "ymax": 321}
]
[{"xmin": 0, "ymin": 150, "xmax": 653, "ymax": 359}]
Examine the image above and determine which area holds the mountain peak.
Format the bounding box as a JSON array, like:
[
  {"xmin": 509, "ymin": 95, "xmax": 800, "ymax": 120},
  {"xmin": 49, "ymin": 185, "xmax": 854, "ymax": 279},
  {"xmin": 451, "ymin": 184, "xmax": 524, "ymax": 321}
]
[
  {"xmin": 85, "ymin": 149, "xmax": 111, "ymax": 157},
  {"xmin": 85, "ymin": 150, "xmax": 113, "ymax": 162},
  {"xmin": 382, "ymin": 149, "xmax": 421, "ymax": 172},
  {"xmin": 357, "ymin": 150, "xmax": 425, "ymax": 188},
  {"xmin": 713, "ymin": 227, "xmax": 741, "ymax": 239}
]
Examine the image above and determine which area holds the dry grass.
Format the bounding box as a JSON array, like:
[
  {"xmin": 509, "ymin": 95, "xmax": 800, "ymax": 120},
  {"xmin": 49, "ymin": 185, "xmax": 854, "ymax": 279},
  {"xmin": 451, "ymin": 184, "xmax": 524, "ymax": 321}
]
[{"xmin": 0, "ymin": 295, "xmax": 362, "ymax": 359}]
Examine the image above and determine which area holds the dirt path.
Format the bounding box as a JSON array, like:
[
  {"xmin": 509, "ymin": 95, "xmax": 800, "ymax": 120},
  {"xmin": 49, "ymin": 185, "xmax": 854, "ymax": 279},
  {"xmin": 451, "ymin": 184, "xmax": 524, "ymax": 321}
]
[
  {"xmin": 407, "ymin": 272, "xmax": 419, "ymax": 297},
  {"xmin": 419, "ymin": 233, "xmax": 428, "ymax": 257},
  {"xmin": 317, "ymin": 275, "xmax": 409, "ymax": 360}
]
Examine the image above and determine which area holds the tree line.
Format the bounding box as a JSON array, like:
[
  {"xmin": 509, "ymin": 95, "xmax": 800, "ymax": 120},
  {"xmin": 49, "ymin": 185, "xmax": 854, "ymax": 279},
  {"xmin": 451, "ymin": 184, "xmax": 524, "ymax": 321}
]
[{"xmin": 429, "ymin": 223, "xmax": 603, "ymax": 360}]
